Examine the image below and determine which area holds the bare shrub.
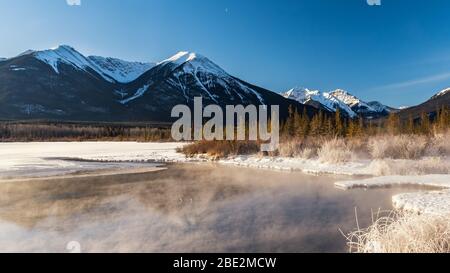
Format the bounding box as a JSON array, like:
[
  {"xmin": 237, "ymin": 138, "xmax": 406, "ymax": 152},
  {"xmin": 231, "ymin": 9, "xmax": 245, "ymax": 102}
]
[
  {"xmin": 426, "ymin": 131, "xmax": 450, "ymax": 157},
  {"xmin": 368, "ymin": 135, "xmax": 428, "ymax": 159},
  {"xmin": 180, "ymin": 141, "xmax": 260, "ymax": 159},
  {"xmin": 317, "ymin": 138, "xmax": 353, "ymax": 164},
  {"xmin": 298, "ymin": 148, "xmax": 316, "ymax": 159},
  {"xmin": 367, "ymin": 157, "xmax": 450, "ymax": 176},
  {"xmin": 278, "ymin": 140, "xmax": 303, "ymax": 157},
  {"xmin": 345, "ymin": 211, "xmax": 450, "ymax": 253}
]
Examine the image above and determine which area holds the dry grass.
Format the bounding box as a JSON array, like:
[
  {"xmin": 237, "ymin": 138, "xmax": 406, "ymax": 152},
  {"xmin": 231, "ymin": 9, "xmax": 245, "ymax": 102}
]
[
  {"xmin": 180, "ymin": 132, "xmax": 450, "ymax": 161},
  {"xmin": 426, "ymin": 131, "xmax": 450, "ymax": 156},
  {"xmin": 367, "ymin": 157, "xmax": 450, "ymax": 176},
  {"xmin": 180, "ymin": 141, "xmax": 260, "ymax": 159},
  {"xmin": 368, "ymin": 135, "xmax": 428, "ymax": 160},
  {"xmin": 317, "ymin": 138, "xmax": 353, "ymax": 164},
  {"xmin": 344, "ymin": 210, "xmax": 450, "ymax": 253}
]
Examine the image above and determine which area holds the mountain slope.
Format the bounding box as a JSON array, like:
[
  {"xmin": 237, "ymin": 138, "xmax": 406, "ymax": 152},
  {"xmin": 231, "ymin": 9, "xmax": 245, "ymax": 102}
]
[
  {"xmin": 88, "ymin": 56, "xmax": 154, "ymax": 83},
  {"xmin": 396, "ymin": 88, "xmax": 450, "ymax": 121},
  {"xmin": 0, "ymin": 47, "xmax": 123, "ymax": 121},
  {"xmin": 0, "ymin": 47, "xmax": 319, "ymax": 122},
  {"xmin": 116, "ymin": 51, "xmax": 319, "ymax": 121}
]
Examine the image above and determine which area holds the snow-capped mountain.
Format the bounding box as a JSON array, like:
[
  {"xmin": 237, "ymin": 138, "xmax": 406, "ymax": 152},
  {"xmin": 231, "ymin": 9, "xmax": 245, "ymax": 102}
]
[
  {"xmin": 0, "ymin": 46, "xmax": 316, "ymax": 122},
  {"xmin": 283, "ymin": 87, "xmax": 395, "ymax": 118},
  {"xmin": 10, "ymin": 45, "xmax": 153, "ymax": 83},
  {"xmin": 117, "ymin": 51, "xmax": 314, "ymax": 120},
  {"xmin": 329, "ymin": 89, "xmax": 393, "ymax": 117},
  {"xmin": 121, "ymin": 51, "xmax": 267, "ymax": 106},
  {"xmin": 397, "ymin": 87, "xmax": 450, "ymax": 121},
  {"xmin": 283, "ymin": 87, "xmax": 357, "ymax": 118},
  {"xmin": 88, "ymin": 56, "xmax": 155, "ymax": 83},
  {"xmin": 431, "ymin": 87, "xmax": 450, "ymax": 100}
]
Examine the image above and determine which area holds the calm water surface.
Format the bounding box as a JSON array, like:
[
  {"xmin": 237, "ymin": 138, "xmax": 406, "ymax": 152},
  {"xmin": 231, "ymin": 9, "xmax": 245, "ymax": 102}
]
[{"xmin": 0, "ymin": 163, "xmax": 418, "ymax": 253}]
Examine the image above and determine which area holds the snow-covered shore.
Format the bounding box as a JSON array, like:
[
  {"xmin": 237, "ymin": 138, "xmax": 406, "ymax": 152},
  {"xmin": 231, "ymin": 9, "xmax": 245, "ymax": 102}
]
[
  {"xmin": 0, "ymin": 142, "xmax": 189, "ymax": 179},
  {"xmin": 1, "ymin": 142, "xmax": 449, "ymax": 216},
  {"xmin": 335, "ymin": 175, "xmax": 450, "ymax": 216},
  {"xmin": 218, "ymin": 155, "xmax": 372, "ymax": 175}
]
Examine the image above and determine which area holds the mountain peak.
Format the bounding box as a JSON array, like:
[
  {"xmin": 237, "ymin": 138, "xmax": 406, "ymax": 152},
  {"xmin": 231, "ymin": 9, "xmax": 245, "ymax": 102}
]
[
  {"xmin": 158, "ymin": 51, "xmax": 227, "ymax": 76},
  {"xmin": 159, "ymin": 51, "xmax": 199, "ymax": 65},
  {"xmin": 432, "ymin": 87, "xmax": 450, "ymax": 99},
  {"xmin": 329, "ymin": 89, "xmax": 361, "ymax": 106}
]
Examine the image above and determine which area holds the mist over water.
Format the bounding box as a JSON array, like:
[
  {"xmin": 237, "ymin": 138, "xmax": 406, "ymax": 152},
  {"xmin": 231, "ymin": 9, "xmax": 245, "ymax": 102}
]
[{"xmin": 0, "ymin": 164, "xmax": 418, "ymax": 253}]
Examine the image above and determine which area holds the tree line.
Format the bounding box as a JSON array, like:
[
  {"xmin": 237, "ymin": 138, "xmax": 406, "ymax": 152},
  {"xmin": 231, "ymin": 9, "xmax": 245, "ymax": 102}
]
[{"xmin": 281, "ymin": 105, "xmax": 450, "ymax": 139}]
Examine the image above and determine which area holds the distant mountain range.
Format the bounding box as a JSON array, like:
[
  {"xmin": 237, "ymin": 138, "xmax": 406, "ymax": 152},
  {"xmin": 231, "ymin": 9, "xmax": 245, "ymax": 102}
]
[
  {"xmin": 0, "ymin": 45, "xmax": 315, "ymax": 122},
  {"xmin": 0, "ymin": 45, "xmax": 448, "ymax": 122},
  {"xmin": 282, "ymin": 87, "xmax": 396, "ymax": 119}
]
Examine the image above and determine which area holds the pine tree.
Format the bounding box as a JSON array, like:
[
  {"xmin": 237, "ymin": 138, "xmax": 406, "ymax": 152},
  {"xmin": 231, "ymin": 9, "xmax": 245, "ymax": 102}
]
[
  {"xmin": 335, "ymin": 108, "xmax": 344, "ymax": 137},
  {"xmin": 420, "ymin": 112, "xmax": 430, "ymax": 135},
  {"xmin": 386, "ymin": 113, "xmax": 400, "ymax": 135},
  {"xmin": 405, "ymin": 115, "xmax": 415, "ymax": 134}
]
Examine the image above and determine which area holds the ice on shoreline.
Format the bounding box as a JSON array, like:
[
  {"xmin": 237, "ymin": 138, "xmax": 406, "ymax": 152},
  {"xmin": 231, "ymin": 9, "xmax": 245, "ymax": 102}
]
[
  {"xmin": 393, "ymin": 190, "xmax": 450, "ymax": 216},
  {"xmin": 335, "ymin": 175, "xmax": 450, "ymax": 216},
  {"xmin": 0, "ymin": 142, "xmax": 190, "ymax": 179},
  {"xmin": 334, "ymin": 175, "xmax": 450, "ymax": 190},
  {"xmin": 218, "ymin": 155, "xmax": 372, "ymax": 176}
]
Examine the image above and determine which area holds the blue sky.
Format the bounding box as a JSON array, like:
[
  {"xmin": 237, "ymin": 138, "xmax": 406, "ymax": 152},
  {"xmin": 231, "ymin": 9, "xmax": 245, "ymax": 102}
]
[{"xmin": 1, "ymin": 0, "xmax": 450, "ymax": 107}]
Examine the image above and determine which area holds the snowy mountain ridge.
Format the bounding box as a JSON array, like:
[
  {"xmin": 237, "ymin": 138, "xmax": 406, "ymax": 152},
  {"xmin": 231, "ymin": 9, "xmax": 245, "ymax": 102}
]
[
  {"xmin": 283, "ymin": 87, "xmax": 357, "ymax": 118},
  {"xmin": 283, "ymin": 87, "xmax": 395, "ymax": 118},
  {"xmin": 88, "ymin": 56, "xmax": 155, "ymax": 83},
  {"xmin": 432, "ymin": 87, "xmax": 450, "ymax": 99},
  {"xmin": 119, "ymin": 50, "xmax": 266, "ymax": 105},
  {"xmin": 22, "ymin": 45, "xmax": 153, "ymax": 83}
]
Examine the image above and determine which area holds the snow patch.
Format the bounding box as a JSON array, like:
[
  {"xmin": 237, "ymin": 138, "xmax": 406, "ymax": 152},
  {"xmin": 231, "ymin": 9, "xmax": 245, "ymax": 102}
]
[
  {"xmin": 0, "ymin": 142, "xmax": 191, "ymax": 180},
  {"xmin": 335, "ymin": 174, "xmax": 450, "ymax": 216},
  {"xmin": 218, "ymin": 155, "xmax": 372, "ymax": 175},
  {"xmin": 432, "ymin": 87, "xmax": 450, "ymax": 99},
  {"xmin": 393, "ymin": 190, "xmax": 450, "ymax": 216},
  {"xmin": 119, "ymin": 84, "xmax": 150, "ymax": 104},
  {"xmin": 335, "ymin": 174, "xmax": 450, "ymax": 190},
  {"xmin": 88, "ymin": 56, "xmax": 154, "ymax": 83}
]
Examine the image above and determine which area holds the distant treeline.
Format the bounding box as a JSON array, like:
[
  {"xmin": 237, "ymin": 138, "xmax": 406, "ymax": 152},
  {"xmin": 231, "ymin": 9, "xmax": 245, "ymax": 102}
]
[
  {"xmin": 1, "ymin": 105, "xmax": 449, "ymax": 142},
  {"xmin": 281, "ymin": 105, "xmax": 450, "ymax": 139},
  {"xmin": 0, "ymin": 121, "xmax": 172, "ymax": 142}
]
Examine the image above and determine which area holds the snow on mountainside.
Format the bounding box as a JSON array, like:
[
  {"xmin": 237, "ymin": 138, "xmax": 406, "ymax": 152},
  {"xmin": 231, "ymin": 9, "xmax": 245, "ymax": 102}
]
[
  {"xmin": 432, "ymin": 88, "xmax": 450, "ymax": 99},
  {"xmin": 158, "ymin": 51, "xmax": 228, "ymax": 76},
  {"xmin": 33, "ymin": 45, "xmax": 110, "ymax": 78},
  {"xmin": 120, "ymin": 51, "xmax": 266, "ymax": 105},
  {"xmin": 283, "ymin": 87, "xmax": 394, "ymax": 118},
  {"xmin": 26, "ymin": 45, "xmax": 153, "ymax": 83},
  {"xmin": 329, "ymin": 89, "xmax": 375, "ymax": 111},
  {"xmin": 88, "ymin": 56, "xmax": 155, "ymax": 83},
  {"xmin": 283, "ymin": 87, "xmax": 357, "ymax": 118}
]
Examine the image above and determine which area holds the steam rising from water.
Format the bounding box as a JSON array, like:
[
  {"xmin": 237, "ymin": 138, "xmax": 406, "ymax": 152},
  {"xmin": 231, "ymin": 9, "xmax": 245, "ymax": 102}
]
[{"xmin": 0, "ymin": 164, "xmax": 415, "ymax": 253}]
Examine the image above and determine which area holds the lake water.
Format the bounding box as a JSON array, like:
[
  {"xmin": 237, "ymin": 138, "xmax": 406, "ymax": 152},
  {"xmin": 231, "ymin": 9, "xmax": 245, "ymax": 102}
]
[{"xmin": 0, "ymin": 163, "xmax": 418, "ymax": 253}]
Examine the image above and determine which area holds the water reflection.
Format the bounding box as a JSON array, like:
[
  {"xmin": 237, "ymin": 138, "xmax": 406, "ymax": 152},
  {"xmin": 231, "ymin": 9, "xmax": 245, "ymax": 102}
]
[{"xmin": 0, "ymin": 164, "xmax": 417, "ymax": 253}]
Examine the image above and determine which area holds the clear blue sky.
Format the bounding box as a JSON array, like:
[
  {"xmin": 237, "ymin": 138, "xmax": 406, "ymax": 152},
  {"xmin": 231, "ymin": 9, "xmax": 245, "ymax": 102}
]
[{"xmin": 1, "ymin": 0, "xmax": 450, "ymax": 107}]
